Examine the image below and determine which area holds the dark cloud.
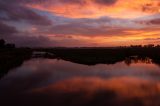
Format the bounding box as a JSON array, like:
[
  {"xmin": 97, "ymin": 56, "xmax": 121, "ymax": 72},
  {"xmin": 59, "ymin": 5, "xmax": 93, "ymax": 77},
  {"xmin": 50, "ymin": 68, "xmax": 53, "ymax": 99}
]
[
  {"xmin": 137, "ymin": 17, "xmax": 160, "ymax": 25},
  {"xmin": 47, "ymin": 16, "xmax": 136, "ymax": 37},
  {"xmin": 0, "ymin": 21, "xmax": 18, "ymax": 36},
  {"xmin": 0, "ymin": 0, "xmax": 159, "ymax": 47},
  {"xmin": 59, "ymin": 0, "xmax": 117, "ymax": 5},
  {"xmin": 17, "ymin": 0, "xmax": 86, "ymax": 5},
  {"xmin": 0, "ymin": 1, "xmax": 52, "ymax": 26},
  {"xmin": 94, "ymin": 0, "xmax": 117, "ymax": 5},
  {"xmin": 149, "ymin": 18, "xmax": 160, "ymax": 25},
  {"xmin": 0, "ymin": 21, "xmax": 53, "ymax": 47},
  {"xmin": 0, "ymin": 0, "xmax": 54, "ymax": 47},
  {"xmin": 1, "ymin": 33, "xmax": 56, "ymax": 47},
  {"xmin": 5, "ymin": 0, "xmax": 116, "ymax": 7},
  {"xmin": 60, "ymin": 0, "xmax": 86, "ymax": 4},
  {"xmin": 0, "ymin": 21, "xmax": 93, "ymax": 47},
  {"xmin": 11, "ymin": 35, "xmax": 55, "ymax": 47},
  {"xmin": 20, "ymin": 0, "xmax": 117, "ymax": 5}
]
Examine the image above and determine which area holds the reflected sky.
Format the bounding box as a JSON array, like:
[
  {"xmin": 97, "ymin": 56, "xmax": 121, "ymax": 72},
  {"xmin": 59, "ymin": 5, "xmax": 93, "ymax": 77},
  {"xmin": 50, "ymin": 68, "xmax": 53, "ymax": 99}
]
[{"xmin": 0, "ymin": 58, "xmax": 160, "ymax": 106}]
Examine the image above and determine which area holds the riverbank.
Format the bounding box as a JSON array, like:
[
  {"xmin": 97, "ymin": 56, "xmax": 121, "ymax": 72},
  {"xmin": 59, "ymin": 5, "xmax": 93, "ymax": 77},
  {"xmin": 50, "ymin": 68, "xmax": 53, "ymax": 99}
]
[
  {"xmin": 0, "ymin": 48, "xmax": 32, "ymax": 78},
  {"xmin": 40, "ymin": 47, "xmax": 160, "ymax": 65},
  {"xmin": 1, "ymin": 47, "xmax": 160, "ymax": 78}
]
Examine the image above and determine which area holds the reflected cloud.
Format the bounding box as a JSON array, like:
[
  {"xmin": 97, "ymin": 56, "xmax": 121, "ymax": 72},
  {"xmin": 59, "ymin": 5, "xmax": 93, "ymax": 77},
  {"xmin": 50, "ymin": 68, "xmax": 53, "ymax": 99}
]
[
  {"xmin": 30, "ymin": 77, "xmax": 160, "ymax": 106},
  {"xmin": 1, "ymin": 58, "xmax": 160, "ymax": 106}
]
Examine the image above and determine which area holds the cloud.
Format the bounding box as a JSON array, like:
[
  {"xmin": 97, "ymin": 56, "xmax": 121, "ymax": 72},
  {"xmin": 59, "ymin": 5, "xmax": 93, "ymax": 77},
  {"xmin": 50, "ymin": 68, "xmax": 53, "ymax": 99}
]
[
  {"xmin": 44, "ymin": 16, "xmax": 144, "ymax": 37},
  {"xmin": 136, "ymin": 14, "xmax": 160, "ymax": 25},
  {"xmin": 60, "ymin": 0, "xmax": 86, "ymax": 4},
  {"xmin": 0, "ymin": 0, "xmax": 160, "ymax": 47},
  {"xmin": 0, "ymin": 21, "xmax": 97, "ymax": 47},
  {"xmin": 25, "ymin": 0, "xmax": 160, "ymax": 19},
  {"xmin": 0, "ymin": 0, "xmax": 52, "ymax": 26},
  {"xmin": 149, "ymin": 18, "xmax": 160, "ymax": 25},
  {"xmin": 0, "ymin": 21, "xmax": 53, "ymax": 47},
  {"xmin": 0, "ymin": 21, "xmax": 17, "ymax": 36},
  {"xmin": 141, "ymin": 1, "xmax": 160, "ymax": 13},
  {"xmin": 11, "ymin": 35, "xmax": 56, "ymax": 47},
  {"xmin": 144, "ymin": 38, "xmax": 160, "ymax": 41},
  {"xmin": 94, "ymin": 0, "xmax": 117, "ymax": 5},
  {"xmin": 21, "ymin": 0, "xmax": 117, "ymax": 5}
]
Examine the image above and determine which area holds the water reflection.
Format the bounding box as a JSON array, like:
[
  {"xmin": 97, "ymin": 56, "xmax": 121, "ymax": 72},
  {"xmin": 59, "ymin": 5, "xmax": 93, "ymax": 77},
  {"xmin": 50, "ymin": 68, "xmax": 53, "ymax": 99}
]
[
  {"xmin": 32, "ymin": 77, "xmax": 160, "ymax": 106},
  {"xmin": 0, "ymin": 58, "xmax": 160, "ymax": 106}
]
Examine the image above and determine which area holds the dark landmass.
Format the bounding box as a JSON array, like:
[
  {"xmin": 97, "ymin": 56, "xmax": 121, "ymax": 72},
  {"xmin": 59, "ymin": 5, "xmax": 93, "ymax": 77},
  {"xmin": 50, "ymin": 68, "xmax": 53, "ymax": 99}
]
[
  {"xmin": 0, "ymin": 48, "xmax": 32, "ymax": 78},
  {"xmin": 0, "ymin": 39, "xmax": 32, "ymax": 78},
  {"xmin": 1, "ymin": 39, "xmax": 160, "ymax": 106},
  {"xmin": 1, "ymin": 39, "xmax": 160, "ymax": 78},
  {"xmin": 40, "ymin": 47, "xmax": 160, "ymax": 66}
]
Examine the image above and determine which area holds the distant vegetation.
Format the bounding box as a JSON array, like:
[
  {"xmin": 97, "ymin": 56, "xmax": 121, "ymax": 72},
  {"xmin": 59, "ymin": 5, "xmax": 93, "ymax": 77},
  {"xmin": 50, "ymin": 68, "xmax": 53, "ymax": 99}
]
[
  {"xmin": 40, "ymin": 45, "xmax": 160, "ymax": 66},
  {"xmin": 0, "ymin": 39, "xmax": 15, "ymax": 49}
]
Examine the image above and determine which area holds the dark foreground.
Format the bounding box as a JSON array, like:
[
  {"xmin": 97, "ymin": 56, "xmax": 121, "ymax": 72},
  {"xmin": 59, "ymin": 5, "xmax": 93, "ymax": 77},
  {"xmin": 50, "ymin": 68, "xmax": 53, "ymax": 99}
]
[
  {"xmin": 0, "ymin": 48, "xmax": 32, "ymax": 78},
  {"xmin": 43, "ymin": 47, "xmax": 160, "ymax": 65},
  {"xmin": 1, "ymin": 47, "xmax": 160, "ymax": 106},
  {"xmin": 1, "ymin": 47, "xmax": 160, "ymax": 76}
]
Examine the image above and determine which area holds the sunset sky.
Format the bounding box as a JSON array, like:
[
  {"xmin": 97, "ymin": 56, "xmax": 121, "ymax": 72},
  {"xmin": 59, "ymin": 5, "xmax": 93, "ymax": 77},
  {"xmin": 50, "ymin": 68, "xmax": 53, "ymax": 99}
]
[{"xmin": 0, "ymin": 0, "xmax": 160, "ymax": 47}]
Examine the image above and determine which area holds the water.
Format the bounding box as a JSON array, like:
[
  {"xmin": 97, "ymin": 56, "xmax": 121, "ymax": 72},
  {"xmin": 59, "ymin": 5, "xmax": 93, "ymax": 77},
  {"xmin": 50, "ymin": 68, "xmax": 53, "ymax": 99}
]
[{"xmin": 1, "ymin": 58, "xmax": 160, "ymax": 106}]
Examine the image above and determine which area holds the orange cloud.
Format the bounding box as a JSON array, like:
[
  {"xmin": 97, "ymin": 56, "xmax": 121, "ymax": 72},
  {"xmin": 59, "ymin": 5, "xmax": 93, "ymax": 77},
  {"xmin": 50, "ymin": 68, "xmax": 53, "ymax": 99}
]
[
  {"xmin": 1, "ymin": 0, "xmax": 160, "ymax": 47},
  {"xmin": 27, "ymin": 0, "xmax": 160, "ymax": 19}
]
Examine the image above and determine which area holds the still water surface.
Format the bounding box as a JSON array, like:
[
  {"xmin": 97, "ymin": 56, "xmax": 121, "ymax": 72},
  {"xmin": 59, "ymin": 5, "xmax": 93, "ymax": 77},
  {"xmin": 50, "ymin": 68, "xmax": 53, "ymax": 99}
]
[{"xmin": 0, "ymin": 58, "xmax": 160, "ymax": 106}]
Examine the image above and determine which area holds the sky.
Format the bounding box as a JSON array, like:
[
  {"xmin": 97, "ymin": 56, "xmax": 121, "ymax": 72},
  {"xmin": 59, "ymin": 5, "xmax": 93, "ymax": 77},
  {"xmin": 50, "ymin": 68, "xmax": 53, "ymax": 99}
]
[{"xmin": 0, "ymin": 0, "xmax": 160, "ymax": 47}]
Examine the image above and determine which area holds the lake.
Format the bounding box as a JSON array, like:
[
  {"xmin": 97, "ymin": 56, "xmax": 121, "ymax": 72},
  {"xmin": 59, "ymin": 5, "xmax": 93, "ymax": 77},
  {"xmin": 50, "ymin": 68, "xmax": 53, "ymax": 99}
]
[{"xmin": 1, "ymin": 58, "xmax": 160, "ymax": 106}]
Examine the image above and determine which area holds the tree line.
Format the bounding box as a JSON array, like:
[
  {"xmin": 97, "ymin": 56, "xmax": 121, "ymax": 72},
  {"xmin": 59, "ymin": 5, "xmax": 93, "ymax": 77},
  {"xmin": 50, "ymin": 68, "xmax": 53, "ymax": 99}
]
[{"xmin": 0, "ymin": 39, "xmax": 15, "ymax": 49}]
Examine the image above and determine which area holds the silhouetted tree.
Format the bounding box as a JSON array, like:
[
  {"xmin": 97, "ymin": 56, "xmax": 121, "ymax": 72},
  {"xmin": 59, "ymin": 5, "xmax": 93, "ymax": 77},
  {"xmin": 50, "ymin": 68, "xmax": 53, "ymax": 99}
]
[
  {"xmin": 130, "ymin": 45, "xmax": 142, "ymax": 48},
  {"xmin": 6, "ymin": 44, "xmax": 15, "ymax": 48},
  {"xmin": 156, "ymin": 45, "xmax": 160, "ymax": 48},
  {"xmin": 0, "ymin": 39, "xmax": 5, "ymax": 48},
  {"xmin": 144, "ymin": 44, "xmax": 154, "ymax": 48}
]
